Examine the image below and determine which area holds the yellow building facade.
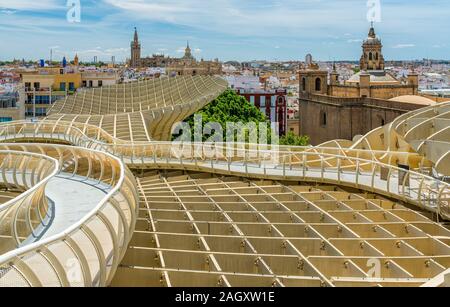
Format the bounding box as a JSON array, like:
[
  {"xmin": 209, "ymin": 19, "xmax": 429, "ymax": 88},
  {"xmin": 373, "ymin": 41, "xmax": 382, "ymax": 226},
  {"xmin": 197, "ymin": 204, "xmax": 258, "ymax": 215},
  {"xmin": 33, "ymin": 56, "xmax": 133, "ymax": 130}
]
[
  {"xmin": 20, "ymin": 67, "xmax": 81, "ymax": 117},
  {"xmin": 0, "ymin": 86, "xmax": 25, "ymax": 121},
  {"xmin": 19, "ymin": 59, "xmax": 117, "ymax": 117}
]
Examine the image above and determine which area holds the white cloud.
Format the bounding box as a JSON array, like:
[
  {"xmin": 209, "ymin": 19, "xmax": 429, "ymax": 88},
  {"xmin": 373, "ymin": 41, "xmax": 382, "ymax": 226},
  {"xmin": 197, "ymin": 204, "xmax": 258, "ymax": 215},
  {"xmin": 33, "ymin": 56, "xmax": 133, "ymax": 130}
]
[
  {"xmin": 54, "ymin": 47, "xmax": 129, "ymax": 59},
  {"xmin": 0, "ymin": 9, "xmax": 15, "ymax": 14},
  {"xmin": 101, "ymin": 0, "xmax": 368, "ymax": 37},
  {"xmin": 0, "ymin": 0, "xmax": 449, "ymax": 61},
  {"xmin": 105, "ymin": 47, "xmax": 128, "ymax": 53},
  {"xmin": 103, "ymin": 0, "xmax": 191, "ymax": 19},
  {"xmin": 0, "ymin": 0, "xmax": 60, "ymax": 10},
  {"xmin": 392, "ymin": 44, "xmax": 415, "ymax": 49}
]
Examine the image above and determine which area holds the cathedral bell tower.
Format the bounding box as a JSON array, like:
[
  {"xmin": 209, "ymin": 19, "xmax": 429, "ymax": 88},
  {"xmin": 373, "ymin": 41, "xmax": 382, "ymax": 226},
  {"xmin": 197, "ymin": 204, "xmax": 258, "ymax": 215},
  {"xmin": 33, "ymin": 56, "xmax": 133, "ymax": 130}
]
[
  {"xmin": 360, "ymin": 23, "xmax": 385, "ymax": 71},
  {"xmin": 182, "ymin": 41, "xmax": 195, "ymax": 61},
  {"xmin": 130, "ymin": 27, "xmax": 141, "ymax": 68}
]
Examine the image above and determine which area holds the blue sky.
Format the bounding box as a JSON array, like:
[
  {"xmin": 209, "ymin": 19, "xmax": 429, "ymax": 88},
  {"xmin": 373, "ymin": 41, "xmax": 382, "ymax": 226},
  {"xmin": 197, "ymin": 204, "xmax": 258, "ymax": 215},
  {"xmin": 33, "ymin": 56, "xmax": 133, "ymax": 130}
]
[{"xmin": 0, "ymin": 0, "xmax": 448, "ymax": 62}]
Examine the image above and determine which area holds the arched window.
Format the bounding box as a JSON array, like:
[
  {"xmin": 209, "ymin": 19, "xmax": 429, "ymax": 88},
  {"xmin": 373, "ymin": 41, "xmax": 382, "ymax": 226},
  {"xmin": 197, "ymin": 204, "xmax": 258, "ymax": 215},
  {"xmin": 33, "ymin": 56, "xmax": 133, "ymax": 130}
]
[
  {"xmin": 302, "ymin": 77, "xmax": 306, "ymax": 91},
  {"xmin": 320, "ymin": 111, "xmax": 327, "ymax": 126},
  {"xmin": 315, "ymin": 78, "xmax": 321, "ymax": 92},
  {"xmin": 377, "ymin": 115, "xmax": 385, "ymax": 127},
  {"xmin": 369, "ymin": 52, "xmax": 373, "ymax": 61},
  {"xmin": 375, "ymin": 52, "xmax": 379, "ymax": 61}
]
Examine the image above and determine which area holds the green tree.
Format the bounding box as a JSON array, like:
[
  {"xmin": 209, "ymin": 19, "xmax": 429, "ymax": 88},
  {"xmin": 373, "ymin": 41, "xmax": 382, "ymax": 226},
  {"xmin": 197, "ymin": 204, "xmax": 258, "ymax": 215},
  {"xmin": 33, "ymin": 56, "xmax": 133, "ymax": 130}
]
[
  {"xmin": 280, "ymin": 132, "xmax": 310, "ymax": 146},
  {"xmin": 173, "ymin": 89, "xmax": 309, "ymax": 145},
  {"xmin": 173, "ymin": 89, "xmax": 271, "ymax": 142}
]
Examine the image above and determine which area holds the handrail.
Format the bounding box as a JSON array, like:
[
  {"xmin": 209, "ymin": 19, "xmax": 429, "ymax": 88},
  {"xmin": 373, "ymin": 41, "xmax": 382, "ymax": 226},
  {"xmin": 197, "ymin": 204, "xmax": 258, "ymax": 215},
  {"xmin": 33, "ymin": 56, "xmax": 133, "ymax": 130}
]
[
  {"xmin": 0, "ymin": 107, "xmax": 449, "ymax": 286},
  {"xmin": 0, "ymin": 144, "xmax": 139, "ymax": 287},
  {"xmin": 104, "ymin": 141, "xmax": 449, "ymax": 220},
  {"xmin": 421, "ymin": 268, "xmax": 450, "ymax": 287},
  {"xmin": 0, "ymin": 94, "xmax": 448, "ymax": 287},
  {"xmin": 0, "ymin": 120, "xmax": 447, "ymax": 220},
  {"xmin": 0, "ymin": 119, "xmax": 423, "ymax": 156},
  {"xmin": 0, "ymin": 150, "xmax": 59, "ymax": 251}
]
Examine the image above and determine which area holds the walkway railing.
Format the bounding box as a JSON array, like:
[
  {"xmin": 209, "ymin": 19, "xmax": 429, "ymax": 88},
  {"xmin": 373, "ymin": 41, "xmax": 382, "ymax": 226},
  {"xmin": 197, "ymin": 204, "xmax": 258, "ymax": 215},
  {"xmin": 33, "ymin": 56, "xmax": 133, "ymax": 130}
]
[
  {"xmin": 349, "ymin": 101, "xmax": 450, "ymax": 175},
  {"xmin": 95, "ymin": 142, "xmax": 449, "ymax": 221},
  {"xmin": 421, "ymin": 268, "xmax": 450, "ymax": 287},
  {"xmin": 0, "ymin": 120, "xmax": 447, "ymax": 220},
  {"xmin": 0, "ymin": 120, "xmax": 426, "ymax": 165},
  {"xmin": 0, "ymin": 150, "xmax": 59, "ymax": 254},
  {"xmin": 0, "ymin": 117, "xmax": 449, "ymax": 287},
  {"xmin": 0, "ymin": 144, "xmax": 139, "ymax": 287}
]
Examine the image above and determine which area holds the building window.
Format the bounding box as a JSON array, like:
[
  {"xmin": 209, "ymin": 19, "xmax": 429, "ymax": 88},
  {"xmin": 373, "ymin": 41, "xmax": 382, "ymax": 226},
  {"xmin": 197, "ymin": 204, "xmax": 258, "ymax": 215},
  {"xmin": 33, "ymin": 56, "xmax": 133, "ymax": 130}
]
[
  {"xmin": 60, "ymin": 82, "xmax": 66, "ymax": 91},
  {"xmin": 1, "ymin": 94, "xmax": 19, "ymax": 108},
  {"xmin": 69, "ymin": 82, "xmax": 75, "ymax": 91},
  {"xmin": 268, "ymin": 109, "xmax": 273, "ymax": 121},
  {"xmin": 375, "ymin": 53, "xmax": 379, "ymax": 61},
  {"xmin": 320, "ymin": 111, "xmax": 327, "ymax": 126},
  {"xmin": 33, "ymin": 82, "xmax": 40, "ymax": 90},
  {"xmin": 377, "ymin": 115, "xmax": 386, "ymax": 126},
  {"xmin": 369, "ymin": 52, "xmax": 373, "ymax": 61},
  {"xmin": 271, "ymin": 96, "xmax": 276, "ymax": 107},
  {"xmin": 25, "ymin": 108, "xmax": 46, "ymax": 117},
  {"xmin": 25, "ymin": 82, "xmax": 31, "ymax": 91},
  {"xmin": 89, "ymin": 81, "xmax": 93, "ymax": 87},
  {"xmin": 36, "ymin": 107, "xmax": 46, "ymax": 116},
  {"xmin": 302, "ymin": 77, "xmax": 306, "ymax": 91},
  {"xmin": 82, "ymin": 81, "xmax": 87, "ymax": 87},
  {"xmin": 98, "ymin": 81, "xmax": 103, "ymax": 87},
  {"xmin": 315, "ymin": 78, "xmax": 321, "ymax": 92},
  {"xmin": 36, "ymin": 95, "xmax": 50, "ymax": 104},
  {"xmin": 0, "ymin": 117, "xmax": 13, "ymax": 122},
  {"xmin": 260, "ymin": 96, "xmax": 266, "ymax": 107}
]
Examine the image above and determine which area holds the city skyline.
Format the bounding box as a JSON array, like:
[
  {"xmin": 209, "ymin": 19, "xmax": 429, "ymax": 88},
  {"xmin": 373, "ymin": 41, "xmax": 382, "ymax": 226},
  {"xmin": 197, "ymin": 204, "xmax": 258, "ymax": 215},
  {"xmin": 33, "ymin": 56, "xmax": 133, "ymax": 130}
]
[
  {"xmin": 0, "ymin": 0, "xmax": 449, "ymax": 62},
  {"xmin": 1, "ymin": 1, "xmax": 449, "ymax": 290}
]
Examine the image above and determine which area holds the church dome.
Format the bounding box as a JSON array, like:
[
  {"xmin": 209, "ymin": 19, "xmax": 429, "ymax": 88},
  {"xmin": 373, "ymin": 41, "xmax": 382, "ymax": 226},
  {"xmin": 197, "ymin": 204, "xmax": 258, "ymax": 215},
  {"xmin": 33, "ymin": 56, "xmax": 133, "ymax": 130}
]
[
  {"xmin": 363, "ymin": 37, "xmax": 382, "ymax": 45},
  {"xmin": 346, "ymin": 70, "xmax": 399, "ymax": 84},
  {"xmin": 389, "ymin": 95, "xmax": 436, "ymax": 106}
]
